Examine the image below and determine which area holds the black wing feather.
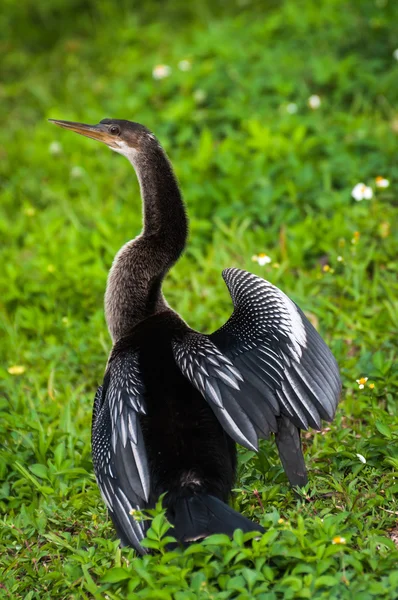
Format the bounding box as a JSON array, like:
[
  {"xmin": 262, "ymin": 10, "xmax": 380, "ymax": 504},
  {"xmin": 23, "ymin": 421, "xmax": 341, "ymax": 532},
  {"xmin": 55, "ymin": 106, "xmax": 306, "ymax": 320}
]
[
  {"xmin": 172, "ymin": 268, "xmax": 341, "ymax": 483},
  {"xmin": 172, "ymin": 333, "xmax": 272, "ymax": 450},
  {"xmin": 212, "ymin": 268, "xmax": 340, "ymax": 429},
  {"xmin": 91, "ymin": 350, "xmax": 150, "ymax": 554}
]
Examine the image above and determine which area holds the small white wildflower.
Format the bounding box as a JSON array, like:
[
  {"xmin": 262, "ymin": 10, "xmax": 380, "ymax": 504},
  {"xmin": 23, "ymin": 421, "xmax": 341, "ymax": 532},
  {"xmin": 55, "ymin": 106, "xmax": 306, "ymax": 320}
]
[
  {"xmin": 308, "ymin": 95, "xmax": 321, "ymax": 109},
  {"xmin": 393, "ymin": 49, "xmax": 398, "ymax": 61},
  {"xmin": 351, "ymin": 183, "xmax": 373, "ymax": 201},
  {"xmin": 193, "ymin": 89, "xmax": 206, "ymax": 103},
  {"xmin": 356, "ymin": 453, "xmax": 367, "ymax": 464},
  {"xmin": 356, "ymin": 377, "xmax": 368, "ymax": 390},
  {"xmin": 70, "ymin": 166, "xmax": 84, "ymax": 179},
  {"xmin": 152, "ymin": 64, "xmax": 171, "ymax": 80},
  {"xmin": 375, "ymin": 176, "xmax": 390, "ymax": 189},
  {"xmin": 178, "ymin": 60, "xmax": 191, "ymax": 72},
  {"xmin": 286, "ymin": 103, "xmax": 298, "ymax": 114},
  {"xmin": 252, "ymin": 253, "xmax": 272, "ymax": 266},
  {"xmin": 337, "ymin": 256, "xmax": 343, "ymax": 262},
  {"xmin": 49, "ymin": 141, "xmax": 62, "ymax": 156}
]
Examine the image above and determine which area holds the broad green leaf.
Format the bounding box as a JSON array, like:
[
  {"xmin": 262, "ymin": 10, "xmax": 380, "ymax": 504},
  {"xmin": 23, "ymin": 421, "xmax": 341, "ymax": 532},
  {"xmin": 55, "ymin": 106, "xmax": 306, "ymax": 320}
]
[
  {"xmin": 29, "ymin": 464, "xmax": 49, "ymax": 479},
  {"xmin": 101, "ymin": 568, "xmax": 131, "ymax": 583},
  {"xmin": 375, "ymin": 421, "xmax": 392, "ymax": 439},
  {"xmin": 315, "ymin": 575, "xmax": 339, "ymax": 588}
]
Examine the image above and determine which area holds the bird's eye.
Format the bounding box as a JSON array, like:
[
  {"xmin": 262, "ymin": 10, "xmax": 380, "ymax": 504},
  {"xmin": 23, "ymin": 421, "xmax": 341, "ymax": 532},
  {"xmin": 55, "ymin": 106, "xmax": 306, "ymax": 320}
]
[{"xmin": 109, "ymin": 125, "xmax": 120, "ymax": 135}]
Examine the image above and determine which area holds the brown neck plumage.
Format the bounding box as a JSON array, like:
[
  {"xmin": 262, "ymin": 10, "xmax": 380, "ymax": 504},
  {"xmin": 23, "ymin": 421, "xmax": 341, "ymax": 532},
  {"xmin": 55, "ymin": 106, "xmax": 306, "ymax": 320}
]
[{"xmin": 105, "ymin": 142, "xmax": 188, "ymax": 342}]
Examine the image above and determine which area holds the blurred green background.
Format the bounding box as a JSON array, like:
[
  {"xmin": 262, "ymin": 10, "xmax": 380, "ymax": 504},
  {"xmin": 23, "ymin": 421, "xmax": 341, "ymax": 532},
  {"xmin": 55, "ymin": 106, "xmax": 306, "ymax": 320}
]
[{"xmin": 1, "ymin": 0, "xmax": 398, "ymax": 598}]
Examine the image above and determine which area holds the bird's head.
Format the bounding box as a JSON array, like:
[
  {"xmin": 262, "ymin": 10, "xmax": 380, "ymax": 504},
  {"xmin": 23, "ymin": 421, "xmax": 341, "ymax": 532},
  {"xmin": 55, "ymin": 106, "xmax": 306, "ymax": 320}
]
[{"xmin": 49, "ymin": 118, "xmax": 156, "ymax": 159}]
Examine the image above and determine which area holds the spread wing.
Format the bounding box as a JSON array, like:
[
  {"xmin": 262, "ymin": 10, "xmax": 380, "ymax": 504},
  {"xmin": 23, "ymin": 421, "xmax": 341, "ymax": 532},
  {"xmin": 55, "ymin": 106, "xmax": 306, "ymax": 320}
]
[
  {"xmin": 172, "ymin": 268, "xmax": 341, "ymax": 479},
  {"xmin": 91, "ymin": 350, "xmax": 150, "ymax": 553}
]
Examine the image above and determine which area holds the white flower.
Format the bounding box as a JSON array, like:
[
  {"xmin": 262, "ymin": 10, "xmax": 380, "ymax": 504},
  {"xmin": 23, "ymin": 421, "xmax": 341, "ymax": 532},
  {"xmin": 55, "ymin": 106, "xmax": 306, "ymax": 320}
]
[
  {"xmin": 351, "ymin": 183, "xmax": 373, "ymax": 201},
  {"xmin": 356, "ymin": 377, "xmax": 368, "ymax": 390},
  {"xmin": 193, "ymin": 89, "xmax": 206, "ymax": 104},
  {"xmin": 308, "ymin": 95, "xmax": 321, "ymax": 109},
  {"xmin": 337, "ymin": 256, "xmax": 343, "ymax": 262},
  {"xmin": 178, "ymin": 60, "xmax": 191, "ymax": 71},
  {"xmin": 375, "ymin": 176, "xmax": 390, "ymax": 189},
  {"xmin": 70, "ymin": 166, "xmax": 84, "ymax": 179},
  {"xmin": 356, "ymin": 453, "xmax": 367, "ymax": 464},
  {"xmin": 152, "ymin": 64, "xmax": 171, "ymax": 80},
  {"xmin": 49, "ymin": 141, "xmax": 62, "ymax": 156},
  {"xmin": 252, "ymin": 253, "xmax": 272, "ymax": 266},
  {"xmin": 286, "ymin": 103, "xmax": 298, "ymax": 114},
  {"xmin": 393, "ymin": 49, "xmax": 398, "ymax": 61}
]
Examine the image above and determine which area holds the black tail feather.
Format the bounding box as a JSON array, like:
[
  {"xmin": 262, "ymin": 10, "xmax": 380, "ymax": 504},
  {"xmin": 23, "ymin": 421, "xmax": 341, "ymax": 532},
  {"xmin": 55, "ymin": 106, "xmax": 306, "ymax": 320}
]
[
  {"xmin": 170, "ymin": 494, "xmax": 264, "ymax": 544},
  {"xmin": 275, "ymin": 415, "xmax": 308, "ymax": 487}
]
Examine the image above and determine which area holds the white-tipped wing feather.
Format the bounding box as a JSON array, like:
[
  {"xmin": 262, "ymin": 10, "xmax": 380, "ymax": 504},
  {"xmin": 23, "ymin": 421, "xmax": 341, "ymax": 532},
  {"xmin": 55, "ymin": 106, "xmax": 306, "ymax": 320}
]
[
  {"xmin": 91, "ymin": 351, "xmax": 150, "ymax": 554},
  {"xmin": 172, "ymin": 268, "xmax": 341, "ymax": 452}
]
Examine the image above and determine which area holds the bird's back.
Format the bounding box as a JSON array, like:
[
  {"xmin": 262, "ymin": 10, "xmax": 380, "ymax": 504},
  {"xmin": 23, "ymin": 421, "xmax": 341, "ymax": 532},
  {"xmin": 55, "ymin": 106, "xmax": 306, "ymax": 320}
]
[{"xmin": 108, "ymin": 309, "xmax": 237, "ymax": 507}]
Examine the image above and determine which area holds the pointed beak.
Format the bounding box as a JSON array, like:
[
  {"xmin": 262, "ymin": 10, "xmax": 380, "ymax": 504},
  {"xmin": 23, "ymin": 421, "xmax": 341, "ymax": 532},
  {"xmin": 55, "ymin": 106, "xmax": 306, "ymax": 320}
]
[{"xmin": 48, "ymin": 119, "xmax": 117, "ymax": 148}]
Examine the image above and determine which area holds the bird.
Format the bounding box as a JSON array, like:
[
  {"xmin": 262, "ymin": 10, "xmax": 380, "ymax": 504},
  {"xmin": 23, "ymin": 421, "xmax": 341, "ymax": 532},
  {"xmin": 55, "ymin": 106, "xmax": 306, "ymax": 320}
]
[{"xmin": 49, "ymin": 118, "xmax": 341, "ymax": 554}]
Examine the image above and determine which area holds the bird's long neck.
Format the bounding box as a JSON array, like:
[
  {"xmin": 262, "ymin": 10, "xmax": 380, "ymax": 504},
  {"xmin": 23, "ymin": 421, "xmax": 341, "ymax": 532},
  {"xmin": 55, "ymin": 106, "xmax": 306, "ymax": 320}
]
[{"xmin": 105, "ymin": 142, "xmax": 188, "ymax": 342}]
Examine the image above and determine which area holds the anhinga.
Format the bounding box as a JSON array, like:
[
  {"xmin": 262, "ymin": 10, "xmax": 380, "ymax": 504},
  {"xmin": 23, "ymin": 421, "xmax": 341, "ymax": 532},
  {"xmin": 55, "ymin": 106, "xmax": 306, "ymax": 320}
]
[{"xmin": 50, "ymin": 118, "xmax": 341, "ymax": 554}]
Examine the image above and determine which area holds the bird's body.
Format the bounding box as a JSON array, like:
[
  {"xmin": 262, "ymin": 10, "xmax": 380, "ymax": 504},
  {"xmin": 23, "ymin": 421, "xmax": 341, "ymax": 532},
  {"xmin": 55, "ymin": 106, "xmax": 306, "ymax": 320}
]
[
  {"xmin": 51, "ymin": 117, "xmax": 341, "ymax": 554},
  {"xmin": 110, "ymin": 310, "xmax": 237, "ymax": 503}
]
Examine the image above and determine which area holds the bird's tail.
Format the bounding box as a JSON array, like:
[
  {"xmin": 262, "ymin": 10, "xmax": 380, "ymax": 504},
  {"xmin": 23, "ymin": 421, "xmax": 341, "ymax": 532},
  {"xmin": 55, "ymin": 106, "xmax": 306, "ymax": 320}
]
[{"xmin": 169, "ymin": 493, "xmax": 264, "ymax": 544}]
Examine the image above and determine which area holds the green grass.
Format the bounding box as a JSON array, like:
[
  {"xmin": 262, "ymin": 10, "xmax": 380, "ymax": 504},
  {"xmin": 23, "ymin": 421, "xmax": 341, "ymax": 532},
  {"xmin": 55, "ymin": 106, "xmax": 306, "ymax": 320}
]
[{"xmin": 1, "ymin": 0, "xmax": 398, "ymax": 597}]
